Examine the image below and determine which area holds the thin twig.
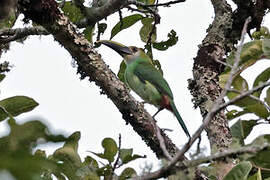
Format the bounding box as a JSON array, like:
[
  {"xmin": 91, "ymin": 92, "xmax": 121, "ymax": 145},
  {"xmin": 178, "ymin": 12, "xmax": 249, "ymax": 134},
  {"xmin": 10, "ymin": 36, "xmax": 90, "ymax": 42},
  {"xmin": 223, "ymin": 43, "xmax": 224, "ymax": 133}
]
[
  {"xmin": 215, "ymin": 58, "xmax": 234, "ymax": 68},
  {"xmin": 146, "ymin": 14, "xmax": 160, "ymax": 47},
  {"xmin": 110, "ymin": 134, "xmax": 122, "ymax": 180},
  {"xmin": 126, "ymin": 6, "xmax": 149, "ymax": 13},
  {"xmin": 127, "ymin": 0, "xmax": 185, "ymax": 7},
  {"xmin": 182, "ymin": 144, "xmax": 269, "ymax": 169},
  {"xmin": 118, "ymin": 9, "xmax": 123, "ymax": 29},
  {"xmin": 154, "ymin": 122, "xmax": 173, "ymax": 161}
]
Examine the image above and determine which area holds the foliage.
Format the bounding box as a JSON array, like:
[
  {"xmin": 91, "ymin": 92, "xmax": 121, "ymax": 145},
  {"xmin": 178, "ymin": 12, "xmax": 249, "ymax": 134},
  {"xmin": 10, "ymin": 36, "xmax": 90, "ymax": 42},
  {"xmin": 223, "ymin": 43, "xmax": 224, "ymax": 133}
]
[
  {"xmin": 212, "ymin": 27, "xmax": 270, "ymax": 180},
  {"xmin": 1, "ymin": 0, "xmax": 270, "ymax": 179},
  {"xmin": 219, "ymin": 27, "xmax": 270, "ymax": 125},
  {"xmin": 0, "ymin": 69, "xmax": 145, "ymax": 179}
]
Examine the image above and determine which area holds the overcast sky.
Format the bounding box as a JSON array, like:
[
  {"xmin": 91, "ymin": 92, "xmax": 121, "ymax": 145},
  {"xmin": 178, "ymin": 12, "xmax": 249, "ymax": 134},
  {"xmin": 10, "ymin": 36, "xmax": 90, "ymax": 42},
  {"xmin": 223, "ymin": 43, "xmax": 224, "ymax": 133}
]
[{"xmin": 0, "ymin": 0, "xmax": 270, "ymax": 174}]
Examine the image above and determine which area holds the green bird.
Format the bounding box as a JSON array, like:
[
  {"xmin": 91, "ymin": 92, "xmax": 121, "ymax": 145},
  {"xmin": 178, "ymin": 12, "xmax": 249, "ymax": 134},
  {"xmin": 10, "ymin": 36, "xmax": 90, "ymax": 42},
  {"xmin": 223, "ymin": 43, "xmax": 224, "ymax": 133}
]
[{"xmin": 100, "ymin": 40, "xmax": 190, "ymax": 138}]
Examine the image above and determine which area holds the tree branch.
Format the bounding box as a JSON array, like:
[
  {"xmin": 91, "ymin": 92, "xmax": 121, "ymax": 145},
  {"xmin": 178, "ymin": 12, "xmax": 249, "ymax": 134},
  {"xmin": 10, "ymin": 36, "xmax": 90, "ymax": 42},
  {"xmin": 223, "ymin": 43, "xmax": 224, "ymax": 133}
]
[
  {"xmin": 17, "ymin": 0, "xmax": 180, "ymax": 159},
  {"xmin": 127, "ymin": 0, "xmax": 185, "ymax": 7},
  {"xmin": 0, "ymin": 26, "xmax": 49, "ymax": 43}
]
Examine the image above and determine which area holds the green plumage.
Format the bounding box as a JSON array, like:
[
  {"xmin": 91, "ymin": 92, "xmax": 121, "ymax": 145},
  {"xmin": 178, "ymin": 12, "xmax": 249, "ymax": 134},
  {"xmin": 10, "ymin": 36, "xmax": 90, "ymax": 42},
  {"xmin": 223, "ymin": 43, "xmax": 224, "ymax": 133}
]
[{"xmin": 100, "ymin": 40, "xmax": 190, "ymax": 137}]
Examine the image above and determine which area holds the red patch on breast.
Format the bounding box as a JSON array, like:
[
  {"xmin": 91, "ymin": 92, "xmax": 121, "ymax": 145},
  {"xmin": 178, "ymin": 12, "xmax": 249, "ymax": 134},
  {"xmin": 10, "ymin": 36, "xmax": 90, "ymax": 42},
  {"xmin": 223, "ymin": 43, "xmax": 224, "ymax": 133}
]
[{"xmin": 161, "ymin": 95, "xmax": 172, "ymax": 111}]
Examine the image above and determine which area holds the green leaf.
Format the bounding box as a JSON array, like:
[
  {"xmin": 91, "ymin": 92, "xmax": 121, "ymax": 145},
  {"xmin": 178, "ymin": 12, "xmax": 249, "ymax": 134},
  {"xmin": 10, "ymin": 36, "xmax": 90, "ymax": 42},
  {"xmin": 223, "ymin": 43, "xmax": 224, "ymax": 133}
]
[
  {"xmin": 136, "ymin": 0, "xmax": 155, "ymax": 4},
  {"xmin": 117, "ymin": 60, "xmax": 127, "ymax": 84},
  {"xmin": 265, "ymin": 88, "xmax": 270, "ymax": 107},
  {"xmin": 119, "ymin": 167, "xmax": 137, "ymax": 180},
  {"xmin": 141, "ymin": 17, "xmax": 154, "ymax": 25},
  {"xmin": 119, "ymin": 148, "xmax": 145, "ymax": 165},
  {"xmin": 223, "ymin": 161, "xmax": 252, "ymax": 180},
  {"xmin": 231, "ymin": 120, "xmax": 258, "ymax": 145},
  {"xmin": 0, "ymin": 74, "xmax": 6, "ymax": 82},
  {"xmin": 110, "ymin": 14, "xmax": 144, "ymax": 39},
  {"xmin": 244, "ymin": 103, "xmax": 270, "ymax": 119},
  {"xmin": 247, "ymin": 135, "xmax": 270, "ymax": 171},
  {"xmin": 219, "ymin": 71, "xmax": 230, "ymax": 89},
  {"xmin": 227, "ymin": 75, "xmax": 255, "ymax": 107},
  {"xmin": 98, "ymin": 23, "xmax": 107, "ymax": 35},
  {"xmin": 102, "ymin": 138, "xmax": 118, "ymax": 163},
  {"xmin": 0, "ymin": 96, "xmax": 39, "ymax": 122},
  {"xmin": 153, "ymin": 30, "xmax": 178, "ymax": 51},
  {"xmin": 62, "ymin": 1, "xmax": 84, "ymax": 23},
  {"xmin": 252, "ymin": 67, "xmax": 270, "ymax": 97},
  {"xmin": 226, "ymin": 109, "xmax": 249, "ymax": 120},
  {"xmin": 224, "ymin": 40, "xmax": 263, "ymax": 74},
  {"xmin": 240, "ymin": 40, "xmax": 263, "ymax": 65},
  {"xmin": 83, "ymin": 26, "xmax": 95, "ymax": 43},
  {"xmin": 92, "ymin": 138, "xmax": 118, "ymax": 163},
  {"xmin": 139, "ymin": 19, "xmax": 156, "ymax": 43},
  {"xmin": 247, "ymin": 168, "xmax": 262, "ymax": 180},
  {"xmin": 83, "ymin": 156, "xmax": 99, "ymax": 168},
  {"xmin": 262, "ymin": 39, "xmax": 270, "ymax": 57},
  {"xmin": 76, "ymin": 166, "xmax": 100, "ymax": 180}
]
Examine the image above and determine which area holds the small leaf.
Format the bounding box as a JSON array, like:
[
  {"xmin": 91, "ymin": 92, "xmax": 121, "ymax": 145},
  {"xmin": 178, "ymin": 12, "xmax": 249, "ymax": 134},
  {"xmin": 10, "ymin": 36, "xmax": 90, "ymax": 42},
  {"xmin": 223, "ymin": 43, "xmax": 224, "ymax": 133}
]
[
  {"xmin": 265, "ymin": 88, "xmax": 270, "ymax": 107},
  {"xmin": 231, "ymin": 120, "xmax": 258, "ymax": 145},
  {"xmin": 92, "ymin": 138, "xmax": 118, "ymax": 163},
  {"xmin": 83, "ymin": 156, "xmax": 99, "ymax": 168},
  {"xmin": 53, "ymin": 132, "xmax": 82, "ymax": 169},
  {"xmin": 83, "ymin": 26, "xmax": 95, "ymax": 43},
  {"xmin": 0, "ymin": 74, "xmax": 6, "ymax": 82},
  {"xmin": 244, "ymin": 103, "xmax": 270, "ymax": 119},
  {"xmin": 119, "ymin": 148, "xmax": 145, "ymax": 165},
  {"xmin": 252, "ymin": 67, "xmax": 270, "ymax": 97},
  {"xmin": 110, "ymin": 14, "xmax": 144, "ymax": 39},
  {"xmin": 62, "ymin": 1, "xmax": 84, "ymax": 23},
  {"xmin": 225, "ymin": 40, "xmax": 263, "ymax": 74},
  {"xmin": 153, "ymin": 30, "xmax": 178, "ymax": 51},
  {"xmin": 227, "ymin": 75, "xmax": 255, "ymax": 107},
  {"xmin": 223, "ymin": 161, "xmax": 252, "ymax": 180},
  {"xmin": 219, "ymin": 71, "xmax": 230, "ymax": 88},
  {"xmin": 247, "ymin": 168, "xmax": 262, "ymax": 180},
  {"xmin": 102, "ymin": 138, "xmax": 118, "ymax": 163},
  {"xmin": 0, "ymin": 96, "xmax": 39, "ymax": 122},
  {"xmin": 262, "ymin": 39, "xmax": 270, "ymax": 57},
  {"xmin": 120, "ymin": 149, "xmax": 132, "ymax": 161},
  {"xmin": 141, "ymin": 17, "xmax": 154, "ymax": 25},
  {"xmin": 139, "ymin": 20, "xmax": 156, "ymax": 43},
  {"xmin": 226, "ymin": 109, "xmax": 249, "ymax": 120},
  {"xmin": 98, "ymin": 23, "xmax": 107, "ymax": 35},
  {"xmin": 240, "ymin": 40, "xmax": 263, "ymax": 65},
  {"xmin": 246, "ymin": 135, "xmax": 270, "ymax": 171},
  {"xmin": 137, "ymin": 0, "xmax": 155, "ymax": 5},
  {"xmin": 119, "ymin": 167, "xmax": 137, "ymax": 180}
]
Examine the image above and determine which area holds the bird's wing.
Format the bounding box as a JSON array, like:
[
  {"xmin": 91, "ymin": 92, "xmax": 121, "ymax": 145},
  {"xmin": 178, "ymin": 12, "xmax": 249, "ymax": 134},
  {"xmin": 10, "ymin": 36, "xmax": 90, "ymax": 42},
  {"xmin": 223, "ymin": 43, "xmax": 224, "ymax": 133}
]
[{"xmin": 133, "ymin": 61, "xmax": 174, "ymax": 99}]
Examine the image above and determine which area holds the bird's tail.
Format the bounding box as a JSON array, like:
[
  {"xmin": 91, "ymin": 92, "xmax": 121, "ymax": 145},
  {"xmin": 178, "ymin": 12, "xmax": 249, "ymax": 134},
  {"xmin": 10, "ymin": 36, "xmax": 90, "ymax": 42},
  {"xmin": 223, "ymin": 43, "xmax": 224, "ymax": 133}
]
[{"xmin": 169, "ymin": 100, "xmax": 190, "ymax": 138}]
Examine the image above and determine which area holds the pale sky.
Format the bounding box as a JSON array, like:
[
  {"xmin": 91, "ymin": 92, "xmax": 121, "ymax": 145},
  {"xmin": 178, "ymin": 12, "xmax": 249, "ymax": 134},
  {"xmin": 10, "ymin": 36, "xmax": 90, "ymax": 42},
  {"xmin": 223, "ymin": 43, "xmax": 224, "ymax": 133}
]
[{"xmin": 0, "ymin": 0, "xmax": 269, "ymax": 174}]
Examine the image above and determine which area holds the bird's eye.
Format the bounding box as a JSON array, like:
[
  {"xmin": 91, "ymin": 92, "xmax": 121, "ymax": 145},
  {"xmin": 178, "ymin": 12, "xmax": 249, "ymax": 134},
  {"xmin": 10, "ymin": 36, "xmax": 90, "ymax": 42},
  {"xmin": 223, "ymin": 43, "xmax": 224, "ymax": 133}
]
[{"xmin": 131, "ymin": 47, "xmax": 137, "ymax": 52}]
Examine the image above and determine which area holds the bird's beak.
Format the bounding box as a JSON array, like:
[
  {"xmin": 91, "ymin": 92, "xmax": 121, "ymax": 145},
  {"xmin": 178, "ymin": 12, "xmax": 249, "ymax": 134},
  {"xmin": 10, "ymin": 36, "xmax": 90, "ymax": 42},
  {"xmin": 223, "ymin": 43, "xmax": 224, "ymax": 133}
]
[{"xmin": 98, "ymin": 40, "xmax": 132, "ymax": 57}]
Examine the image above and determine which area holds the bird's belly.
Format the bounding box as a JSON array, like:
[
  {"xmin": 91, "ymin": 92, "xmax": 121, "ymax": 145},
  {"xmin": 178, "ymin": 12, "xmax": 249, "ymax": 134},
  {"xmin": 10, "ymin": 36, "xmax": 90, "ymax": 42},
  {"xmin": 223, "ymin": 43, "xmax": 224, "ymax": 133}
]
[{"xmin": 126, "ymin": 74, "xmax": 162, "ymax": 107}]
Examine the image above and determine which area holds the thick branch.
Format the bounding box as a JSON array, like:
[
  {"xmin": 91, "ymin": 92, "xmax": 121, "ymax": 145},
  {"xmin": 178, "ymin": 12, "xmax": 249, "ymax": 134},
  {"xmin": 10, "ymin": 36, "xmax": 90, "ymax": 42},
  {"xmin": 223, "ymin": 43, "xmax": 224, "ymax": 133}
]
[{"xmin": 17, "ymin": 0, "xmax": 180, "ymax": 159}]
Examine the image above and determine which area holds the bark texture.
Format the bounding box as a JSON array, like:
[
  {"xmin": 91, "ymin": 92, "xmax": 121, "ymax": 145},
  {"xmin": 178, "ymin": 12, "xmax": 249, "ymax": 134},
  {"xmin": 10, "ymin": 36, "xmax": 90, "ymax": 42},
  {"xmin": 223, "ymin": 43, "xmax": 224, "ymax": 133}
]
[
  {"xmin": 188, "ymin": 0, "xmax": 268, "ymax": 179},
  {"xmin": 17, "ymin": 0, "xmax": 181, "ymax": 159}
]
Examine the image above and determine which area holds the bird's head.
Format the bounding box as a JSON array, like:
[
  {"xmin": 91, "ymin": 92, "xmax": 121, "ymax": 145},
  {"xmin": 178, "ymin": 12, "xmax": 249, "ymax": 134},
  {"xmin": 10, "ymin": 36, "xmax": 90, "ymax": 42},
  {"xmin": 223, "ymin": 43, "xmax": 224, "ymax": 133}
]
[{"xmin": 98, "ymin": 40, "xmax": 145, "ymax": 64}]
